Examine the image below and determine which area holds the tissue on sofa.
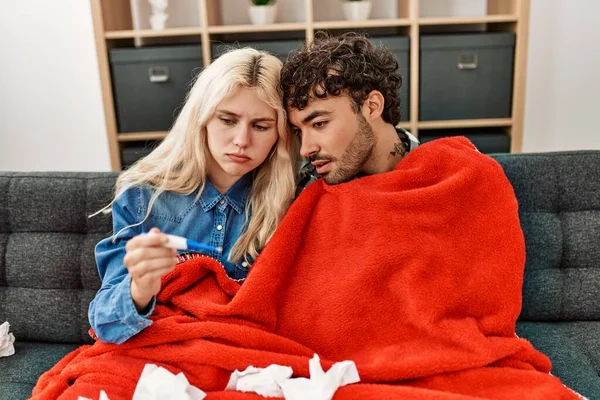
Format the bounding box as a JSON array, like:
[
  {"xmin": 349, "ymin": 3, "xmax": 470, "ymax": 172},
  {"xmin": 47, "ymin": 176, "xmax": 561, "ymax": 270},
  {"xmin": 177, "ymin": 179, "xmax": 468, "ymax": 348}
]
[{"xmin": 0, "ymin": 321, "xmax": 15, "ymax": 358}]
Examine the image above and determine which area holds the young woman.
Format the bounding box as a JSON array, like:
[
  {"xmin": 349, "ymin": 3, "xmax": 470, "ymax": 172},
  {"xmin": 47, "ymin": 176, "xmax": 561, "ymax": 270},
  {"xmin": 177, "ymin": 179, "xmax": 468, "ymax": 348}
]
[{"xmin": 89, "ymin": 48, "xmax": 298, "ymax": 344}]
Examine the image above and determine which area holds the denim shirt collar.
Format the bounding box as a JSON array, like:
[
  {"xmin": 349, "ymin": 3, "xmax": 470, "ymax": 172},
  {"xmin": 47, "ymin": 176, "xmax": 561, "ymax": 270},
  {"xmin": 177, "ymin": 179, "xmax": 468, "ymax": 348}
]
[{"xmin": 199, "ymin": 174, "xmax": 251, "ymax": 214}]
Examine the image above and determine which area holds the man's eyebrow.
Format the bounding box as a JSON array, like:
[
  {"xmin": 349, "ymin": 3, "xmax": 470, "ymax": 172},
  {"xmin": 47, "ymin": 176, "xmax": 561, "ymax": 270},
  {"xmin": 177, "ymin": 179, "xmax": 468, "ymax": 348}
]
[
  {"xmin": 302, "ymin": 110, "xmax": 332, "ymax": 125},
  {"xmin": 217, "ymin": 109, "xmax": 275, "ymax": 122}
]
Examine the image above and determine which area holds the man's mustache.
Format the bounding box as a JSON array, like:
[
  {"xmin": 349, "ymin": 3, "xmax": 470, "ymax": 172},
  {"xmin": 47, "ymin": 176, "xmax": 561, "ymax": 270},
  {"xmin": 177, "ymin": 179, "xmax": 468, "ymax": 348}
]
[{"xmin": 309, "ymin": 154, "xmax": 335, "ymax": 163}]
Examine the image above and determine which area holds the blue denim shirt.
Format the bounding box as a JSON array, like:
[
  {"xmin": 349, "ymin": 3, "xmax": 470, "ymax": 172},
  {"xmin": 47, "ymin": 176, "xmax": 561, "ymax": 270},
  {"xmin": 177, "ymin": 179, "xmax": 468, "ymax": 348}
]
[{"xmin": 89, "ymin": 175, "xmax": 252, "ymax": 344}]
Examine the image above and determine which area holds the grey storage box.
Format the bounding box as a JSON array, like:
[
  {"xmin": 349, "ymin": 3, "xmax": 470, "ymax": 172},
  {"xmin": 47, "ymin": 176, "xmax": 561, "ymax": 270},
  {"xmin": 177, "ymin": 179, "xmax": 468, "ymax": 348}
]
[
  {"xmin": 420, "ymin": 33, "xmax": 515, "ymax": 121},
  {"xmin": 372, "ymin": 36, "xmax": 410, "ymax": 122},
  {"xmin": 110, "ymin": 45, "xmax": 203, "ymax": 133},
  {"xmin": 211, "ymin": 39, "xmax": 302, "ymax": 63},
  {"xmin": 419, "ymin": 131, "xmax": 511, "ymax": 154}
]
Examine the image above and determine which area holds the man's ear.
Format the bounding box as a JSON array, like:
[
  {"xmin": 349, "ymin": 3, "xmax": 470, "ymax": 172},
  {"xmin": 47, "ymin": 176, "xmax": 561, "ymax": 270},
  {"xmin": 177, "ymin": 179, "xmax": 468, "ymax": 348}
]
[{"xmin": 362, "ymin": 90, "xmax": 385, "ymax": 121}]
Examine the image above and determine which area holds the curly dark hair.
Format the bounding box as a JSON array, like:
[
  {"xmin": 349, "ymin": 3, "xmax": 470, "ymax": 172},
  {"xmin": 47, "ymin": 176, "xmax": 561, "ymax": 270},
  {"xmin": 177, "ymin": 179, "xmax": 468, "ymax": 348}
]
[{"xmin": 281, "ymin": 31, "xmax": 403, "ymax": 125}]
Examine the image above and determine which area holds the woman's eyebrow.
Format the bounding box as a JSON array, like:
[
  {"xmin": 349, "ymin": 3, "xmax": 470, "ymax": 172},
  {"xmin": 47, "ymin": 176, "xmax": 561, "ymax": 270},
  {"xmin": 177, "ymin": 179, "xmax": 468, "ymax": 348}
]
[
  {"xmin": 215, "ymin": 109, "xmax": 239, "ymax": 117},
  {"xmin": 217, "ymin": 109, "xmax": 275, "ymax": 122},
  {"xmin": 252, "ymin": 117, "xmax": 276, "ymax": 122}
]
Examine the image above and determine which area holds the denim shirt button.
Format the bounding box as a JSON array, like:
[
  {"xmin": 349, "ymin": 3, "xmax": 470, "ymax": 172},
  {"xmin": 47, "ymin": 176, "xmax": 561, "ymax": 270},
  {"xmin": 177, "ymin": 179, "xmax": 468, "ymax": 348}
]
[
  {"xmin": 216, "ymin": 225, "xmax": 223, "ymax": 231},
  {"xmin": 241, "ymin": 261, "xmax": 248, "ymax": 268}
]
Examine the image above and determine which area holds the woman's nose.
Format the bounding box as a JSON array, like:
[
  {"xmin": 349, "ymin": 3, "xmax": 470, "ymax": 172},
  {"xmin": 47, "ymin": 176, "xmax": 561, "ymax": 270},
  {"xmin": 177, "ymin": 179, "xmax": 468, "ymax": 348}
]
[{"xmin": 233, "ymin": 125, "xmax": 250, "ymax": 149}]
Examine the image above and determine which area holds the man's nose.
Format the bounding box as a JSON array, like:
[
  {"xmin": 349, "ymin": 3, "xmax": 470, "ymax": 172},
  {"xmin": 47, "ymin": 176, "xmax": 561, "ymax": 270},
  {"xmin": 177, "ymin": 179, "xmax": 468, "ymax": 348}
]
[{"xmin": 300, "ymin": 132, "xmax": 319, "ymax": 159}]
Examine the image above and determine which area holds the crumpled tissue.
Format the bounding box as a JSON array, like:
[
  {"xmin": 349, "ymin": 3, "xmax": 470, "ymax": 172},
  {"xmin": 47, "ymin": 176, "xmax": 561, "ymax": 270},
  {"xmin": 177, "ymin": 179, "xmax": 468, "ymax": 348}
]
[
  {"xmin": 0, "ymin": 321, "xmax": 15, "ymax": 358},
  {"xmin": 226, "ymin": 364, "xmax": 293, "ymax": 397},
  {"xmin": 226, "ymin": 354, "xmax": 360, "ymax": 400},
  {"xmin": 132, "ymin": 364, "xmax": 207, "ymax": 400},
  {"xmin": 77, "ymin": 390, "xmax": 110, "ymax": 400}
]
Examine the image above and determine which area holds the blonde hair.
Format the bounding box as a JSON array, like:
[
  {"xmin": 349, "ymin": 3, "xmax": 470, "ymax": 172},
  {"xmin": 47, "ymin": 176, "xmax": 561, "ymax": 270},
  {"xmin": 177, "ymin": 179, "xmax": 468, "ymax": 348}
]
[{"xmin": 106, "ymin": 48, "xmax": 298, "ymax": 262}]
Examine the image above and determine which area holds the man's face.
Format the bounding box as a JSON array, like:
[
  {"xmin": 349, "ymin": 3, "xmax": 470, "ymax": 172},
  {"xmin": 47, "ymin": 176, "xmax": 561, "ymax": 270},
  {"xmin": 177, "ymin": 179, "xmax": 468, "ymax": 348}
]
[{"xmin": 288, "ymin": 95, "xmax": 375, "ymax": 185}]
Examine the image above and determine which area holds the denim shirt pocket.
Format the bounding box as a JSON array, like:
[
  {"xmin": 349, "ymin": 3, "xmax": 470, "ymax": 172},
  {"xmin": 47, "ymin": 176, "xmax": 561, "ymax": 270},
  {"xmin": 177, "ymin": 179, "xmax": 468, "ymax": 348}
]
[{"xmin": 137, "ymin": 188, "xmax": 200, "ymax": 223}]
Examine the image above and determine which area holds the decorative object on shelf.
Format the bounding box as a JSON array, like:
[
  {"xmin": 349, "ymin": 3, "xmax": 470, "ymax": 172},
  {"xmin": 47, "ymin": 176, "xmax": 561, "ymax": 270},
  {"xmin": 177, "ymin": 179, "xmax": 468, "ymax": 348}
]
[
  {"xmin": 149, "ymin": 0, "xmax": 168, "ymax": 31},
  {"xmin": 341, "ymin": 0, "xmax": 372, "ymax": 21},
  {"xmin": 248, "ymin": 0, "xmax": 277, "ymax": 26}
]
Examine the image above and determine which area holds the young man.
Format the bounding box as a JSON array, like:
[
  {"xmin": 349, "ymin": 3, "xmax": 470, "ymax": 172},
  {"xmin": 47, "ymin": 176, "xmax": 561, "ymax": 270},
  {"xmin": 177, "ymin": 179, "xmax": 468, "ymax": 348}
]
[
  {"xmin": 276, "ymin": 32, "xmax": 582, "ymax": 398},
  {"xmin": 281, "ymin": 32, "xmax": 419, "ymax": 195}
]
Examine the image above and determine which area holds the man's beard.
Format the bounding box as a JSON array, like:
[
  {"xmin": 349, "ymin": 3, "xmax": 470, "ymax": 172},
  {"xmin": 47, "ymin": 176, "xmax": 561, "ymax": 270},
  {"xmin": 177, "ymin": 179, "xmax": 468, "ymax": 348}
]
[{"xmin": 316, "ymin": 113, "xmax": 375, "ymax": 185}]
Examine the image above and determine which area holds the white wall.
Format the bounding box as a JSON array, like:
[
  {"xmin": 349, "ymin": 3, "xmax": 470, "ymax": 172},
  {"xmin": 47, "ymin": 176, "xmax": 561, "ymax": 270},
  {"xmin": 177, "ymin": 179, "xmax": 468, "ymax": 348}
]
[
  {"xmin": 0, "ymin": 0, "xmax": 110, "ymax": 171},
  {"xmin": 522, "ymin": 0, "xmax": 600, "ymax": 152},
  {"xmin": 1, "ymin": 1, "xmax": 599, "ymax": 172}
]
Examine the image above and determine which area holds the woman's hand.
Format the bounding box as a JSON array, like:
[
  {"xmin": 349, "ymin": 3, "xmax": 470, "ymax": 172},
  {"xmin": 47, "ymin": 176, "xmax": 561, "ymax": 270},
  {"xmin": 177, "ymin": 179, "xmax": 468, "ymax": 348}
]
[{"xmin": 123, "ymin": 227, "xmax": 178, "ymax": 313}]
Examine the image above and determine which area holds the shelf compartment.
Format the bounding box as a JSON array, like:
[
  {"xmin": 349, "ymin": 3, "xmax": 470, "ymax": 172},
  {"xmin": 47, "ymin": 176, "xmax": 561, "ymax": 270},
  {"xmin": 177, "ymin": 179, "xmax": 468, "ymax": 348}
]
[
  {"xmin": 418, "ymin": 126, "xmax": 511, "ymax": 154},
  {"xmin": 120, "ymin": 139, "xmax": 163, "ymax": 169},
  {"xmin": 207, "ymin": 0, "xmax": 306, "ymax": 31},
  {"xmin": 418, "ymin": 0, "xmax": 519, "ymax": 25},
  {"xmin": 313, "ymin": 0, "xmax": 411, "ymax": 23}
]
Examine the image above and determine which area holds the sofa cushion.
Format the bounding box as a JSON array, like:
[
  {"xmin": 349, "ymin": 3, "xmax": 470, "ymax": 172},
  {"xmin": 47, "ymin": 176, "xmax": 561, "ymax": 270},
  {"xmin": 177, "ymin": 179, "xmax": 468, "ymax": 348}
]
[
  {"xmin": 517, "ymin": 321, "xmax": 600, "ymax": 399},
  {"xmin": 493, "ymin": 152, "xmax": 600, "ymax": 321},
  {"xmin": 0, "ymin": 383, "xmax": 32, "ymax": 400},
  {"xmin": 0, "ymin": 172, "xmax": 117, "ymax": 344},
  {"xmin": 0, "ymin": 341, "xmax": 80, "ymax": 399}
]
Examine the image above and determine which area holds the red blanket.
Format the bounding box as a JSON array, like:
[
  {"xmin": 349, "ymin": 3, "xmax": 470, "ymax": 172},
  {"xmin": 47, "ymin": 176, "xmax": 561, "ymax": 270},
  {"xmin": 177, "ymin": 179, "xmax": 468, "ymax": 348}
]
[{"xmin": 32, "ymin": 137, "xmax": 580, "ymax": 400}]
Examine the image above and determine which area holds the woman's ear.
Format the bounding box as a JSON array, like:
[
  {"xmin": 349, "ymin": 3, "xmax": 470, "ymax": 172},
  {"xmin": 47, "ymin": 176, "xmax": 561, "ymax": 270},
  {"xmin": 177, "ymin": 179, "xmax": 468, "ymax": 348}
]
[{"xmin": 362, "ymin": 90, "xmax": 385, "ymax": 121}]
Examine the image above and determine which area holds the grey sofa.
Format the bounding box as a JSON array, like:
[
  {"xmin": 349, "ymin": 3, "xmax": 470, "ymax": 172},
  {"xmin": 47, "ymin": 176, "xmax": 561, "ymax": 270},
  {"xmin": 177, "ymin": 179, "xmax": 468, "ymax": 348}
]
[{"xmin": 1, "ymin": 151, "xmax": 600, "ymax": 399}]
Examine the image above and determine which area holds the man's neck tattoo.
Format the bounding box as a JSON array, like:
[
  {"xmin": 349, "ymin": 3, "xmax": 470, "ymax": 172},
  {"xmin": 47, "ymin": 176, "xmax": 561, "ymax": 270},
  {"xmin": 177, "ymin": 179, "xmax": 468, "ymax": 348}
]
[
  {"xmin": 389, "ymin": 141, "xmax": 407, "ymax": 159},
  {"xmin": 388, "ymin": 129, "xmax": 410, "ymax": 159}
]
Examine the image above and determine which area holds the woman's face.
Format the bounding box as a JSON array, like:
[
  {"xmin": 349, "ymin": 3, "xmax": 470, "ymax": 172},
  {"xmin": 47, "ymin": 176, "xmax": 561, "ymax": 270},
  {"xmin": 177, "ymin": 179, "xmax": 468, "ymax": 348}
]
[{"xmin": 205, "ymin": 85, "xmax": 279, "ymax": 191}]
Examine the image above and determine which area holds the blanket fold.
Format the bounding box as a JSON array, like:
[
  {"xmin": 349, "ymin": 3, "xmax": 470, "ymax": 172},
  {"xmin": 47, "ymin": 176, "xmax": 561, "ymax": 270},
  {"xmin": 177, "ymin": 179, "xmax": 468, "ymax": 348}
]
[{"xmin": 32, "ymin": 137, "xmax": 580, "ymax": 399}]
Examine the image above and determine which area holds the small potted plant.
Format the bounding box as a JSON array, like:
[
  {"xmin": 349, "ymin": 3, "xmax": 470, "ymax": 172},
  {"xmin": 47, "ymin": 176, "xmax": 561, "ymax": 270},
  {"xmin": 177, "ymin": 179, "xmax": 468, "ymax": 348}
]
[
  {"xmin": 248, "ymin": 0, "xmax": 277, "ymax": 25},
  {"xmin": 342, "ymin": 0, "xmax": 372, "ymax": 21}
]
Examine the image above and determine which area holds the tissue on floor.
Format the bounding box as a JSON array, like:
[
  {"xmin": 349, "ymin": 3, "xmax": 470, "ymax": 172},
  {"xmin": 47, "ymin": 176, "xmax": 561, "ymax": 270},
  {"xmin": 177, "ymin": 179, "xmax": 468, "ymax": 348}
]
[{"xmin": 0, "ymin": 321, "xmax": 15, "ymax": 358}]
